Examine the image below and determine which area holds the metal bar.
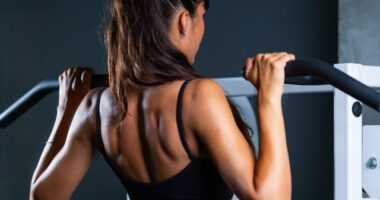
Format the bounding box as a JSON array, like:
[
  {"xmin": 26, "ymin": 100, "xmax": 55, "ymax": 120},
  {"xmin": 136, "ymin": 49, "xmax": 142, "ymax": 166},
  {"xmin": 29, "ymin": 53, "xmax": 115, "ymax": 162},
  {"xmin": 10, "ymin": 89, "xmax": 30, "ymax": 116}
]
[
  {"xmin": 215, "ymin": 77, "xmax": 333, "ymax": 97},
  {"xmin": 286, "ymin": 59, "xmax": 380, "ymax": 112},
  {"xmin": 0, "ymin": 75, "xmax": 108, "ymax": 129},
  {"xmin": 1, "ymin": 59, "xmax": 380, "ymax": 129}
]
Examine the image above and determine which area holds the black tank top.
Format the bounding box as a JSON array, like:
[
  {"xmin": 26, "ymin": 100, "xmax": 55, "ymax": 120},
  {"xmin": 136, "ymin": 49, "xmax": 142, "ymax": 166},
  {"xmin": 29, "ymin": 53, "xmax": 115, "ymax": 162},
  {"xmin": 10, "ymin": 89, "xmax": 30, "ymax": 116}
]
[{"xmin": 95, "ymin": 80, "xmax": 233, "ymax": 200}]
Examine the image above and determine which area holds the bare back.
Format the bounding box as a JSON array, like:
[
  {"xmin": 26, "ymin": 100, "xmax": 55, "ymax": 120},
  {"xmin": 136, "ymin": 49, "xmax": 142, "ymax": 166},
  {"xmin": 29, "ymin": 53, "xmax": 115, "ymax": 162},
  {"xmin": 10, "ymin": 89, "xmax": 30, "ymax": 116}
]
[
  {"xmin": 97, "ymin": 80, "xmax": 203, "ymax": 184},
  {"xmin": 30, "ymin": 74, "xmax": 289, "ymax": 200}
]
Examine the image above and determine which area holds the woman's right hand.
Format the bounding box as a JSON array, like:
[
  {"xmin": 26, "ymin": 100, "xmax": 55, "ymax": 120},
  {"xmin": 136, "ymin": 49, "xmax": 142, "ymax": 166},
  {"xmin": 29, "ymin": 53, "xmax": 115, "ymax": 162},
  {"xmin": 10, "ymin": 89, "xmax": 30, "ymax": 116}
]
[
  {"xmin": 243, "ymin": 52, "xmax": 296, "ymax": 101},
  {"xmin": 58, "ymin": 67, "xmax": 93, "ymax": 112}
]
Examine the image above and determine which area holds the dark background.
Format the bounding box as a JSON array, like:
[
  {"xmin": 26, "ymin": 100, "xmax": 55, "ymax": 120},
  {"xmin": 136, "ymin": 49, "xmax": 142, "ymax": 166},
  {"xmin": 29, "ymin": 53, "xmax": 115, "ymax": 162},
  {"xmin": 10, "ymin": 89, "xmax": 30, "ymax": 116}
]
[{"xmin": 0, "ymin": 0, "xmax": 337, "ymax": 199}]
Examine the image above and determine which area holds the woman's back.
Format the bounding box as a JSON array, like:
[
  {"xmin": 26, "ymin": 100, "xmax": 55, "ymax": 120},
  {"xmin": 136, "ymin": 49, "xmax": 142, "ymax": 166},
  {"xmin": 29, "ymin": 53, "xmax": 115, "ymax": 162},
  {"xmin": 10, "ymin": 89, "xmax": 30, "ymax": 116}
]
[
  {"xmin": 96, "ymin": 79, "xmax": 233, "ymax": 199},
  {"xmin": 29, "ymin": 1, "xmax": 292, "ymax": 199}
]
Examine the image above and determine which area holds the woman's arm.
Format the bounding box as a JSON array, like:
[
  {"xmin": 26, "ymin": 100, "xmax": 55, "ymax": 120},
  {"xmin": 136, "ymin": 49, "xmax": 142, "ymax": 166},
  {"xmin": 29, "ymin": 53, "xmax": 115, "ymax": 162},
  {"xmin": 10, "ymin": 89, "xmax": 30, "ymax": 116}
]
[
  {"xmin": 30, "ymin": 68, "xmax": 98, "ymax": 200},
  {"xmin": 189, "ymin": 53, "xmax": 294, "ymax": 200}
]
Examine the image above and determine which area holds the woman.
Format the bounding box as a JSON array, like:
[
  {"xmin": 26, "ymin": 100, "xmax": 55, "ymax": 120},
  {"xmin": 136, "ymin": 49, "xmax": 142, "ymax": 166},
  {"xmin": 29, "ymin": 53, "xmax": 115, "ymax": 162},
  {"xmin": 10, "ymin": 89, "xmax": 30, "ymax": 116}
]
[{"xmin": 30, "ymin": 0, "xmax": 294, "ymax": 199}]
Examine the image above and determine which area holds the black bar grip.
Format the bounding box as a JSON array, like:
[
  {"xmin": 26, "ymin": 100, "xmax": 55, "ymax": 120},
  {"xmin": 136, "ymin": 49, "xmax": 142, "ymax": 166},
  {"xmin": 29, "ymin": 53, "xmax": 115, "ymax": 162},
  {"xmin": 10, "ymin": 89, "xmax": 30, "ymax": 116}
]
[
  {"xmin": 285, "ymin": 76, "xmax": 326, "ymax": 85},
  {"xmin": 90, "ymin": 74, "xmax": 109, "ymax": 88},
  {"xmin": 0, "ymin": 74, "xmax": 108, "ymax": 129},
  {"xmin": 285, "ymin": 59, "xmax": 380, "ymax": 112}
]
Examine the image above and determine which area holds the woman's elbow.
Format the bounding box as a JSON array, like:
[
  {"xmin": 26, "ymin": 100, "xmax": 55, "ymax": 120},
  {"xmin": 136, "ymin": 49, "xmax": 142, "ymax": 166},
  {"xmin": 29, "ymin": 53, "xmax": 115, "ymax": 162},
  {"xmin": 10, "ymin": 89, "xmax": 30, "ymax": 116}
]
[
  {"xmin": 234, "ymin": 181, "xmax": 291, "ymax": 200},
  {"xmin": 252, "ymin": 185, "xmax": 292, "ymax": 200},
  {"xmin": 238, "ymin": 191, "xmax": 290, "ymax": 200},
  {"xmin": 238, "ymin": 183, "xmax": 291, "ymax": 200},
  {"xmin": 30, "ymin": 183, "xmax": 51, "ymax": 200},
  {"xmin": 30, "ymin": 185, "xmax": 42, "ymax": 200}
]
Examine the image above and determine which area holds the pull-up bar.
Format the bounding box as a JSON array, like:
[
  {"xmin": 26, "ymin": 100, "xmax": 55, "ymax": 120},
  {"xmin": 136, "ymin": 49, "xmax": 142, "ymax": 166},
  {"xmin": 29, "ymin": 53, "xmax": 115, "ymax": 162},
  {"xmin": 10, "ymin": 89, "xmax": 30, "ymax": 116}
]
[{"xmin": 1, "ymin": 59, "xmax": 379, "ymax": 129}]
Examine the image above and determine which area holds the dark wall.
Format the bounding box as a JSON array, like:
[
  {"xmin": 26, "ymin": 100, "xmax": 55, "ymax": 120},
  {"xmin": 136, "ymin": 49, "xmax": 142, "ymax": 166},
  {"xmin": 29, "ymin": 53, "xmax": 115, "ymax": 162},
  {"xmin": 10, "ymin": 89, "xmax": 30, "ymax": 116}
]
[
  {"xmin": 0, "ymin": 0, "xmax": 337, "ymax": 199},
  {"xmin": 339, "ymin": 0, "xmax": 380, "ymax": 65}
]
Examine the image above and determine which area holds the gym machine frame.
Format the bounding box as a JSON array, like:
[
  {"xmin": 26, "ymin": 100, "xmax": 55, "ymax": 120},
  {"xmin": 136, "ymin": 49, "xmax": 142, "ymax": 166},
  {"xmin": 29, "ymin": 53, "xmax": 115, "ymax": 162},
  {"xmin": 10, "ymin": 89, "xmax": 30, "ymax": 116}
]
[{"xmin": 1, "ymin": 60, "xmax": 380, "ymax": 199}]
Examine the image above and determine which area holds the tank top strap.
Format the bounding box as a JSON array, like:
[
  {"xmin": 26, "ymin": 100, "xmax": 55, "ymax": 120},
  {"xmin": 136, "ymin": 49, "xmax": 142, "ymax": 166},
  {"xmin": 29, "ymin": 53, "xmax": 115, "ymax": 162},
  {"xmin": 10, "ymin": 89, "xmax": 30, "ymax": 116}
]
[
  {"xmin": 176, "ymin": 79, "xmax": 195, "ymax": 160},
  {"xmin": 95, "ymin": 87, "xmax": 108, "ymax": 154}
]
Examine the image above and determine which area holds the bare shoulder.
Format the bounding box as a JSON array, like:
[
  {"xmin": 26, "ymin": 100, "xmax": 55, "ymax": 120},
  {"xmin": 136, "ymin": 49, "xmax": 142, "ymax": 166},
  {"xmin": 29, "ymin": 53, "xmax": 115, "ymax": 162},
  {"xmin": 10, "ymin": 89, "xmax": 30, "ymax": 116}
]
[
  {"xmin": 97, "ymin": 87, "xmax": 124, "ymax": 125},
  {"xmin": 185, "ymin": 79, "xmax": 232, "ymax": 134},
  {"xmin": 79, "ymin": 87, "xmax": 122, "ymax": 118},
  {"xmin": 187, "ymin": 78, "xmax": 226, "ymax": 102},
  {"xmin": 63, "ymin": 88, "xmax": 106, "ymax": 144},
  {"xmin": 71, "ymin": 87, "xmax": 115, "ymax": 132},
  {"xmin": 76, "ymin": 88, "xmax": 107, "ymax": 121}
]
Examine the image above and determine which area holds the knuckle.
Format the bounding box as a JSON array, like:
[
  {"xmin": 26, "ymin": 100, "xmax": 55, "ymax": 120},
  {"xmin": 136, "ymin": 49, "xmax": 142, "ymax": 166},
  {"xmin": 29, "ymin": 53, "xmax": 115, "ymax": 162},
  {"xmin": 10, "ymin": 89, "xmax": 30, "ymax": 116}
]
[
  {"xmin": 273, "ymin": 62, "xmax": 281, "ymax": 68},
  {"xmin": 270, "ymin": 62, "xmax": 277, "ymax": 69},
  {"xmin": 268, "ymin": 57, "xmax": 275, "ymax": 63}
]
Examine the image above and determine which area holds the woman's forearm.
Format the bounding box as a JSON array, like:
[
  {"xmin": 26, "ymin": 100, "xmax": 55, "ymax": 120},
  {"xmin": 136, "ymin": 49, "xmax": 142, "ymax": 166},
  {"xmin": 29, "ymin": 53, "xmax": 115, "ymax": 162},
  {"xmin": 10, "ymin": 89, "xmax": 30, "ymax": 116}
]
[
  {"xmin": 253, "ymin": 93, "xmax": 291, "ymax": 199},
  {"xmin": 31, "ymin": 106, "xmax": 76, "ymax": 185},
  {"xmin": 30, "ymin": 68, "xmax": 94, "ymax": 200}
]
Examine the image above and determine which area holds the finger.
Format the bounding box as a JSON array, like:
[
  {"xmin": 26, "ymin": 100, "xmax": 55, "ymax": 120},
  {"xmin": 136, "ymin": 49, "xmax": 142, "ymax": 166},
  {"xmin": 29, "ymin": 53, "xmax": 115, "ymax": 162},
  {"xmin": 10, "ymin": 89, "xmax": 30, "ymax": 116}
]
[
  {"xmin": 74, "ymin": 68, "xmax": 83, "ymax": 85},
  {"xmin": 68, "ymin": 67, "xmax": 78, "ymax": 83},
  {"xmin": 270, "ymin": 52, "xmax": 288, "ymax": 61},
  {"xmin": 274, "ymin": 53, "xmax": 295, "ymax": 63},
  {"xmin": 67, "ymin": 67, "xmax": 80, "ymax": 90},
  {"xmin": 63, "ymin": 68, "xmax": 69, "ymax": 77},
  {"xmin": 288, "ymin": 53, "xmax": 296, "ymax": 60},
  {"xmin": 68, "ymin": 67, "xmax": 76, "ymax": 75},
  {"xmin": 274, "ymin": 54, "xmax": 296, "ymax": 68},
  {"xmin": 81, "ymin": 71, "xmax": 94, "ymax": 90},
  {"xmin": 243, "ymin": 57, "xmax": 255, "ymax": 80},
  {"xmin": 255, "ymin": 53, "xmax": 264, "ymax": 63},
  {"xmin": 80, "ymin": 68, "xmax": 94, "ymax": 82},
  {"xmin": 270, "ymin": 52, "xmax": 283, "ymax": 57},
  {"xmin": 262, "ymin": 53, "xmax": 271, "ymax": 62}
]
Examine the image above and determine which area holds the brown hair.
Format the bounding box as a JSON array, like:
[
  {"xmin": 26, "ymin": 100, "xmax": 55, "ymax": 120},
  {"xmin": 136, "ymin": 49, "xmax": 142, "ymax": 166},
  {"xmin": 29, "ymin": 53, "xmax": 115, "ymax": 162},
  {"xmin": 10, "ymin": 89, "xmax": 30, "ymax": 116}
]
[{"xmin": 104, "ymin": 0, "xmax": 254, "ymax": 148}]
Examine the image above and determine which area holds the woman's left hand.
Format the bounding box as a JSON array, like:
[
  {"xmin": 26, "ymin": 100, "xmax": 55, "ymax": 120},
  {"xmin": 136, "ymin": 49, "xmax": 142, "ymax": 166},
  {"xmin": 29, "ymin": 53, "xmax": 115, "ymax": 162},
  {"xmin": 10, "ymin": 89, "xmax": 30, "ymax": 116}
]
[{"xmin": 58, "ymin": 67, "xmax": 93, "ymax": 111}]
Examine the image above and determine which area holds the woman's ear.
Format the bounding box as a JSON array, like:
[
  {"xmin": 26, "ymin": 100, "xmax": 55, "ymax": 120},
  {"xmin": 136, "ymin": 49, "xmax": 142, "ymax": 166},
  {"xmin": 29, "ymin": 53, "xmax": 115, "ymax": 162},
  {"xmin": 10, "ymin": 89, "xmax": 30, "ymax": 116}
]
[{"xmin": 178, "ymin": 10, "xmax": 192, "ymax": 38}]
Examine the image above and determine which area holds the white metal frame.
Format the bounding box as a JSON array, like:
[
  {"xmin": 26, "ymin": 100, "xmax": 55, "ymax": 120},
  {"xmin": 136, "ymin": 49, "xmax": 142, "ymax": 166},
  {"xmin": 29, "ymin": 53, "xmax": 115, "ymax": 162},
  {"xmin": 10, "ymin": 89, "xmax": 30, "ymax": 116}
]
[
  {"xmin": 214, "ymin": 63, "xmax": 380, "ymax": 200},
  {"xmin": 334, "ymin": 63, "xmax": 380, "ymax": 200},
  {"xmin": 333, "ymin": 64, "xmax": 363, "ymax": 200}
]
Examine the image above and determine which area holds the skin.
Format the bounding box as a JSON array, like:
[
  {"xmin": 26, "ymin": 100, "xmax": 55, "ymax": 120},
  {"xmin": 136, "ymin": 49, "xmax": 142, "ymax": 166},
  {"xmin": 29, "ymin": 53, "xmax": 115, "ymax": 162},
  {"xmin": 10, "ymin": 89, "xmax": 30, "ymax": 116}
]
[{"xmin": 30, "ymin": 2, "xmax": 294, "ymax": 200}]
